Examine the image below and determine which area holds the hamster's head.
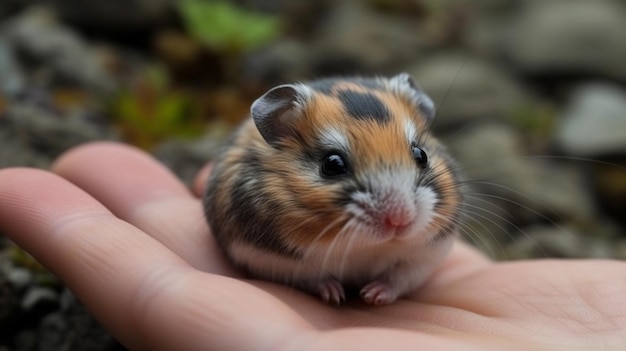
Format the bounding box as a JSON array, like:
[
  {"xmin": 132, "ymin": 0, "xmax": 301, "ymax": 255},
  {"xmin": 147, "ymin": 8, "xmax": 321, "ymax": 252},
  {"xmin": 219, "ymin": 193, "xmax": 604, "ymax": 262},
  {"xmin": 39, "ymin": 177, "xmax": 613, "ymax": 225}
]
[{"xmin": 250, "ymin": 73, "xmax": 461, "ymax": 250}]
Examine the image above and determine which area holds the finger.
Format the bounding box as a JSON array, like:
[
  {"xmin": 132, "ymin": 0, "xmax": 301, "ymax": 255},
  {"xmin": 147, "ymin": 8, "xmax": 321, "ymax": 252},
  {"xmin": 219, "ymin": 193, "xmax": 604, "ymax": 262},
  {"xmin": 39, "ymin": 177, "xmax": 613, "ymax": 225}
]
[
  {"xmin": 0, "ymin": 168, "xmax": 314, "ymax": 351},
  {"xmin": 0, "ymin": 168, "xmax": 185, "ymax": 349},
  {"xmin": 193, "ymin": 163, "xmax": 212, "ymax": 197},
  {"xmin": 52, "ymin": 142, "xmax": 235, "ymax": 275}
]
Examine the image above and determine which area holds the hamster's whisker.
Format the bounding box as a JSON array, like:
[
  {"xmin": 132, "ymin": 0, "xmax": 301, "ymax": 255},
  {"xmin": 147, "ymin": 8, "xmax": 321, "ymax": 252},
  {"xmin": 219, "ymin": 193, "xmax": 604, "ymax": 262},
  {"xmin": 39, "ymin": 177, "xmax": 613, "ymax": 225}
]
[
  {"xmin": 432, "ymin": 210, "xmax": 500, "ymax": 258},
  {"xmin": 290, "ymin": 214, "xmax": 350, "ymax": 286},
  {"xmin": 320, "ymin": 218, "xmax": 357, "ymax": 280},
  {"xmin": 465, "ymin": 190, "xmax": 553, "ymax": 220},
  {"xmin": 299, "ymin": 214, "xmax": 349, "ymax": 257},
  {"xmin": 464, "ymin": 180, "xmax": 565, "ymax": 219},
  {"xmin": 461, "ymin": 195, "xmax": 550, "ymax": 258},
  {"xmin": 337, "ymin": 219, "xmax": 362, "ymax": 282}
]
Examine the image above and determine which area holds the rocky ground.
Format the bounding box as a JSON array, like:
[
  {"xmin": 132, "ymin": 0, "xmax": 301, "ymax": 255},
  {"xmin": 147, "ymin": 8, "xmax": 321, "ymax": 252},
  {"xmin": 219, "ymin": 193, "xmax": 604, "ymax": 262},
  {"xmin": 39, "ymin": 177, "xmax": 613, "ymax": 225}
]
[{"xmin": 1, "ymin": 0, "xmax": 626, "ymax": 350}]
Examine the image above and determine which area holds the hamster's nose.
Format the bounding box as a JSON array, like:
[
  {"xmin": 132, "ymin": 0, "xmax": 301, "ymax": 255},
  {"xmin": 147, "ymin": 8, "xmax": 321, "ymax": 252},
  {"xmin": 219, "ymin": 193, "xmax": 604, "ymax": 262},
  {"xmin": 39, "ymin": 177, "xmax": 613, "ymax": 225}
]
[{"xmin": 383, "ymin": 208, "xmax": 414, "ymax": 229}]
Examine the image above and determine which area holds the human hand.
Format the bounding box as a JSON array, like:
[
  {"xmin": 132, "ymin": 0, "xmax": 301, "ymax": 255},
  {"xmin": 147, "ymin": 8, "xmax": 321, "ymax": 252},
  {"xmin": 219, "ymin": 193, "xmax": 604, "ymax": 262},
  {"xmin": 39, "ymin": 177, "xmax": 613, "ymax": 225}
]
[{"xmin": 0, "ymin": 142, "xmax": 624, "ymax": 351}]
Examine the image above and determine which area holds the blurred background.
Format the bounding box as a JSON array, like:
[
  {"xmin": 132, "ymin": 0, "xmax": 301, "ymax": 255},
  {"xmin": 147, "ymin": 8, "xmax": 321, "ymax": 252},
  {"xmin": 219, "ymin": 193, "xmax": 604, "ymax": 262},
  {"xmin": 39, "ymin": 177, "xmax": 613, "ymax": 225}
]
[{"xmin": 0, "ymin": 0, "xmax": 625, "ymax": 349}]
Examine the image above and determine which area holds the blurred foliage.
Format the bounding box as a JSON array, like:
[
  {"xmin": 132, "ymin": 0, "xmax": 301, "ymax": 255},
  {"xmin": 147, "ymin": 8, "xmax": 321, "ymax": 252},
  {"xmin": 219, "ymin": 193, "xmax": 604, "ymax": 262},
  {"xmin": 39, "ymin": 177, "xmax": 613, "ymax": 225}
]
[
  {"xmin": 7, "ymin": 246, "xmax": 46, "ymax": 272},
  {"xmin": 178, "ymin": 0, "xmax": 282, "ymax": 53},
  {"xmin": 509, "ymin": 104, "xmax": 557, "ymax": 138},
  {"xmin": 7, "ymin": 245, "xmax": 60, "ymax": 286},
  {"xmin": 109, "ymin": 65, "xmax": 205, "ymax": 149}
]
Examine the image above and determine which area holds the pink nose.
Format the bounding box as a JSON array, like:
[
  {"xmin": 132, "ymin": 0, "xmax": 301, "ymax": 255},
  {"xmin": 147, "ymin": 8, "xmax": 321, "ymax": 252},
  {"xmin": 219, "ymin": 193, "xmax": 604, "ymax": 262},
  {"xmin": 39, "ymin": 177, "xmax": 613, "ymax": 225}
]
[{"xmin": 384, "ymin": 210, "xmax": 414, "ymax": 228}]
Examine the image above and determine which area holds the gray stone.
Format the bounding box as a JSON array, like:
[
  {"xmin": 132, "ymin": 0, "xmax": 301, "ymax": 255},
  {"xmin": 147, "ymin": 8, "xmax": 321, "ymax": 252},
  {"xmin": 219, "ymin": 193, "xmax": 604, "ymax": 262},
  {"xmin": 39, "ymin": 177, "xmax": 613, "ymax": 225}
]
[
  {"xmin": 502, "ymin": 225, "xmax": 615, "ymax": 260},
  {"xmin": 58, "ymin": 288, "xmax": 76, "ymax": 312},
  {"xmin": 37, "ymin": 312, "xmax": 67, "ymax": 351},
  {"xmin": 447, "ymin": 123, "xmax": 596, "ymax": 227},
  {"xmin": 21, "ymin": 287, "xmax": 58, "ymax": 311},
  {"xmin": 504, "ymin": 0, "xmax": 626, "ymax": 79},
  {"xmin": 153, "ymin": 126, "xmax": 231, "ymax": 186},
  {"xmin": 556, "ymin": 84, "xmax": 626, "ymax": 157},
  {"xmin": 242, "ymin": 39, "xmax": 312, "ymax": 86},
  {"xmin": 2, "ymin": 103, "xmax": 118, "ymax": 166},
  {"xmin": 407, "ymin": 55, "xmax": 530, "ymax": 128},
  {"xmin": 1, "ymin": 0, "xmax": 175, "ymax": 34},
  {"xmin": 234, "ymin": 0, "xmax": 330, "ymax": 35},
  {"xmin": 0, "ymin": 39, "xmax": 25, "ymax": 96},
  {"xmin": 6, "ymin": 266, "xmax": 33, "ymax": 291},
  {"xmin": 3, "ymin": 6, "xmax": 116, "ymax": 92},
  {"xmin": 310, "ymin": 1, "xmax": 425, "ymax": 75},
  {"xmin": 0, "ymin": 270, "xmax": 17, "ymax": 322}
]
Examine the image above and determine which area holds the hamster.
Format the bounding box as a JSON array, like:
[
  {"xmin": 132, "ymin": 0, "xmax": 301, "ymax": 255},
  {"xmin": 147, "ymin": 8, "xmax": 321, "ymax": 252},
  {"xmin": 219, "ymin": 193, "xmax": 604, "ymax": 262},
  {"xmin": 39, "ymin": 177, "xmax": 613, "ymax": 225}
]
[{"xmin": 203, "ymin": 73, "xmax": 462, "ymax": 305}]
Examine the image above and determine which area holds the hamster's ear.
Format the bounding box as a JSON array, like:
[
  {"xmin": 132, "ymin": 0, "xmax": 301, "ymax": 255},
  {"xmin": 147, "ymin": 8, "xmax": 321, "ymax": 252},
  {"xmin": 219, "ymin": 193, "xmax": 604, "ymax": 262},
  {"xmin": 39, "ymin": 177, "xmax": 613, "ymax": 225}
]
[
  {"xmin": 251, "ymin": 84, "xmax": 307, "ymax": 147},
  {"xmin": 390, "ymin": 72, "xmax": 436, "ymax": 121}
]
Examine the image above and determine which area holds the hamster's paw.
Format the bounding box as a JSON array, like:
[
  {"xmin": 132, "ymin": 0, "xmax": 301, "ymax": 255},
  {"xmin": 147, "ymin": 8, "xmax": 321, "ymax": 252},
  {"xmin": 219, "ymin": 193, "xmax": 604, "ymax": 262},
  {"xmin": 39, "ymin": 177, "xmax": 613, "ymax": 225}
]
[
  {"xmin": 360, "ymin": 280, "xmax": 399, "ymax": 305},
  {"xmin": 318, "ymin": 279, "xmax": 345, "ymax": 305}
]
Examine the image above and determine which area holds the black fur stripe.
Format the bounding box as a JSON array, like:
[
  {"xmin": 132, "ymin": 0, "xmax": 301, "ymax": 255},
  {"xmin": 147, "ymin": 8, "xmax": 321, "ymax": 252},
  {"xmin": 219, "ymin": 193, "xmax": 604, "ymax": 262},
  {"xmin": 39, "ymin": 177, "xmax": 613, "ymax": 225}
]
[{"xmin": 337, "ymin": 90, "xmax": 390, "ymax": 123}]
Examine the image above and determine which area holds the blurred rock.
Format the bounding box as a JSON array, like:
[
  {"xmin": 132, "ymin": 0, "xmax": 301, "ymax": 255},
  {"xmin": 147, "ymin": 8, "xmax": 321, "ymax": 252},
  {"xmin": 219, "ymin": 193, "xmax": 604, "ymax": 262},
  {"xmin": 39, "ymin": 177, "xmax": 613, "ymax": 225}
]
[
  {"xmin": 242, "ymin": 39, "xmax": 311, "ymax": 85},
  {"xmin": 0, "ymin": 39, "xmax": 25, "ymax": 96},
  {"xmin": 234, "ymin": 0, "xmax": 330, "ymax": 35},
  {"xmin": 0, "ymin": 103, "xmax": 118, "ymax": 168},
  {"xmin": 502, "ymin": 225, "xmax": 615, "ymax": 260},
  {"xmin": 504, "ymin": 0, "xmax": 626, "ymax": 80},
  {"xmin": 0, "ymin": 270, "xmax": 17, "ymax": 324},
  {"xmin": 592, "ymin": 162, "xmax": 626, "ymax": 229},
  {"xmin": 2, "ymin": 6, "xmax": 116, "ymax": 92},
  {"xmin": 6, "ymin": 267, "xmax": 33, "ymax": 292},
  {"xmin": 408, "ymin": 55, "xmax": 530, "ymax": 129},
  {"xmin": 153, "ymin": 125, "xmax": 232, "ymax": 186},
  {"xmin": 310, "ymin": 1, "xmax": 425, "ymax": 75},
  {"xmin": 447, "ymin": 123, "xmax": 596, "ymax": 226},
  {"xmin": 37, "ymin": 313, "xmax": 66, "ymax": 351},
  {"xmin": 422, "ymin": 0, "xmax": 520, "ymax": 14},
  {"xmin": 21, "ymin": 287, "xmax": 58, "ymax": 311},
  {"xmin": 556, "ymin": 84, "xmax": 626, "ymax": 157},
  {"xmin": 1, "ymin": 0, "xmax": 175, "ymax": 36}
]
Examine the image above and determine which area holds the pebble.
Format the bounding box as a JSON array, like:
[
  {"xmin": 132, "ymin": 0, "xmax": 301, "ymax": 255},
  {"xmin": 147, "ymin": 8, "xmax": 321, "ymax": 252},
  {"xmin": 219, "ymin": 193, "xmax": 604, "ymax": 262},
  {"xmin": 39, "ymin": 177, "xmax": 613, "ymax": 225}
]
[
  {"xmin": 448, "ymin": 123, "xmax": 596, "ymax": 226},
  {"xmin": 153, "ymin": 125, "xmax": 231, "ymax": 186},
  {"xmin": 556, "ymin": 84, "xmax": 626, "ymax": 157},
  {"xmin": 0, "ymin": 39, "xmax": 25, "ymax": 96},
  {"xmin": 408, "ymin": 54, "xmax": 529, "ymax": 129},
  {"xmin": 3, "ymin": 6, "xmax": 116, "ymax": 92},
  {"xmin": 6, "ymin": 266, "xmax": 33, "ymax": 291},
  {"xmin": 2, "ymin": 103, "xmax": 117, "ymax": 166},
  {"xmin": 310, "ymin": 1, "xmax": 425, "ymax": 75},
  {"xmin": 37, "ymin": 313, "xmax": 67, "ymax": 351},
  {"xmin": 502, "ymin": 224, "xmax": 617, "ymax": 260},
  {"xmin": 504, "ymin": 0, "xmax": 626, "ymax": 79},
  {"xmin": 21, "ymin": 287, "xmax": 58, "ymax": 311}
]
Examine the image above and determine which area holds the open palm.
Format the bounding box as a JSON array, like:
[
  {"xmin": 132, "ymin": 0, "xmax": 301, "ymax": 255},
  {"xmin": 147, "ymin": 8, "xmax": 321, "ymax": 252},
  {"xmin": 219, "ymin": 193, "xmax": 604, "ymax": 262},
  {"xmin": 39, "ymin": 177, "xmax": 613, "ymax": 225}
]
[{"xmin": 0, "ymin": 142, "xmax": 624, "ymax": 351}]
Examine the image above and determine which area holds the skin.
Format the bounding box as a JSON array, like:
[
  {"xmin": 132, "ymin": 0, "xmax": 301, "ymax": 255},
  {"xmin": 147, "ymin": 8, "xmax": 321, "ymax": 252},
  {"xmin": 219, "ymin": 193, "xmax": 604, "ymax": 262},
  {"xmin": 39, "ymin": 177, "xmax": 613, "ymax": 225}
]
[{"xmin": 0, "ymin": 141, "xmax": 625, "ymax": 351}]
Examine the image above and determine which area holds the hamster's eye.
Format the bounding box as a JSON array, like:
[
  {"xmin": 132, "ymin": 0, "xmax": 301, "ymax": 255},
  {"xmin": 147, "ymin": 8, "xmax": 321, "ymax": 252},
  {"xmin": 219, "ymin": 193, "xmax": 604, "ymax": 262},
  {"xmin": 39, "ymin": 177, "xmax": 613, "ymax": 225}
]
[
  {"xmin": 321, "ymin": 152, "xmax": 349, "ymax": 178},
  {"xmin": 412, "ymin": 145, "xmax": 428, "ymax": 167}
]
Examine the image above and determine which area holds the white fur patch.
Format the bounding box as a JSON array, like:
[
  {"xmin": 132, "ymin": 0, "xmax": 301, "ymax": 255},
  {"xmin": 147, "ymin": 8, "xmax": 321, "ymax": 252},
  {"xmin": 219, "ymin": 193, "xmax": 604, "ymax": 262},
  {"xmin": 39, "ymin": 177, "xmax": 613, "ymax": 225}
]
[
  {"xmin": 405, "ymin": 119, "xmax": 417, "ymax": 144},
  {"xmin": 319, "ymin": 127, "xmax": 350, "ymax": 152},
  {"xmin": 292, "ymin": 83, "xmax": 314, "ymax": 108},
  {"xmin": 413, "ymin": 185, "xmax": 437, "ymax": 235}
]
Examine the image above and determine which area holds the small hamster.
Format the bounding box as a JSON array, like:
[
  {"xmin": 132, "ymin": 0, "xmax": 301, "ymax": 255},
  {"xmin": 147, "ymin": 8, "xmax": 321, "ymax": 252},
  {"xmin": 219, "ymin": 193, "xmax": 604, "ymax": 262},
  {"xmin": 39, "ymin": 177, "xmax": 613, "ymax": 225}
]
[{"xmin": 203, "ymin": 73, "xmax": 462, "ymax": 305}]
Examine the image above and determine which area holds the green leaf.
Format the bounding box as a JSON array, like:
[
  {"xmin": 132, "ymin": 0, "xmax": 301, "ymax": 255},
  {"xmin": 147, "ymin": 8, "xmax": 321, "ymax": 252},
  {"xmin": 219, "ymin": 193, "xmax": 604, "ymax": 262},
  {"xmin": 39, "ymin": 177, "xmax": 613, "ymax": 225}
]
[{"xmin": 178, "ymin": 0, "xmax": 281, "ymax": 52}]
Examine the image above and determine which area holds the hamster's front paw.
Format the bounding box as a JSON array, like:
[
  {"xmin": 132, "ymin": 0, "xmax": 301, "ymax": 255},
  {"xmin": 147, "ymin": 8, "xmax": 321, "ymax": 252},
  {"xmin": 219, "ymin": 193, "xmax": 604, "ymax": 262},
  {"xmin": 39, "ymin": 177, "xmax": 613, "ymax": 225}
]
[
  {"xmin": 317, "ymin": 278, "xmax": 345, "ymax": 305},
  {"xmin": 360, "ymin": 280, "xmax": 399, "ymax": 305}
]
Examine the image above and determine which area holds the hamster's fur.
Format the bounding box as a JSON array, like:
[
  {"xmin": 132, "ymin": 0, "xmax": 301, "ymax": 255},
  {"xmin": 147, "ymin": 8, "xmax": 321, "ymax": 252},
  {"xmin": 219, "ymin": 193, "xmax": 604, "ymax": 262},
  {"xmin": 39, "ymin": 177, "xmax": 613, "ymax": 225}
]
[{"xmin": 203, "ymin": 73, "xmax": 462, "ymax": 305}]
